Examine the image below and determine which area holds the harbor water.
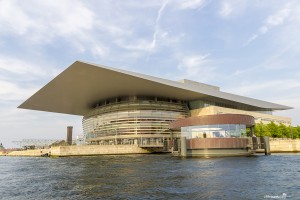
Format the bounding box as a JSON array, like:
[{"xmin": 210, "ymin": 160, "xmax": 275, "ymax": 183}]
[{"xmin": 0, "ymin": 154, "xmax": 299, "ymax": 199}]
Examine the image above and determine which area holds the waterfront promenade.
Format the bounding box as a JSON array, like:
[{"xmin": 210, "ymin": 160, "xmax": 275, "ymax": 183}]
[{"xmin": 1, "ymin": 138, "xmax": 300, "ymax": 157}]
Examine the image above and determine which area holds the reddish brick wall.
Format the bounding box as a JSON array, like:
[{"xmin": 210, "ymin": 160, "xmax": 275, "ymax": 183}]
[{"xmin": 186, "ymin": 138, "xmax": 249, "ymax": 149}]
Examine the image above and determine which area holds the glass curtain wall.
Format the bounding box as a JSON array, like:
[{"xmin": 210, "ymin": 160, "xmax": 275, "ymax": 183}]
[
  {"xmin": 83, "ymin": 96, "xmax": 188, "ymax": 144},
  {"xmin": 181, "ymin": 124, "xmax": 247, "ymax": 139}
]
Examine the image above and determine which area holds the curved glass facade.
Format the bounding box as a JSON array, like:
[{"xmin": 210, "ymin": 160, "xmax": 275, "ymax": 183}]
[
  {"xmin": 181, "ymin": 124, "xmax": 247, "ymax": 139},
  {"xmin": 83, "ymin": 96, "xmax": 188, "ymax": 144}
]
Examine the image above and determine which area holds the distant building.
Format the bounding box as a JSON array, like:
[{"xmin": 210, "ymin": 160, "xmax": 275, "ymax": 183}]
[
  {"xmin": 18, "ymin": 61, "xmax": 292, "ymax": 156},
  {"xmin": 76, "ymin": 135, "xmax": 85, "ymax": 146}
]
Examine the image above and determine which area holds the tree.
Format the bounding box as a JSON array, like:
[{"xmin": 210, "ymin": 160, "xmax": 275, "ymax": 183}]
[
  {"xmin": 265, "ymin": 121, "xmax": 279, "ymax": 137},
  {"xmin": 246, "ymin": 127, "xmax": 251, "ymax": 137},
  {"xmin": 253, "ymin": 122, "xmax": 299, "ymax": 139},
  {"xmin": 297, "ymin": 126, "xmax": 300, "ymax": 138},
  {"xmin": 292, "ymin": 126, "xmax": 300, "ymax": 139},
  {"xmin": 278, "ymin": 123, "xmax": 290, "ymax": 138},
  {"xmin": 254, "ymin": 122, "xmax": 264, "ymax": 137}
]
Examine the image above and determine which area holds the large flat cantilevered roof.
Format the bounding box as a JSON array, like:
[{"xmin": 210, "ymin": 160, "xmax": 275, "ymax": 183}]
[{"xmin": 18, "ymin": 61, "xmax": 292, "ymax": 116}]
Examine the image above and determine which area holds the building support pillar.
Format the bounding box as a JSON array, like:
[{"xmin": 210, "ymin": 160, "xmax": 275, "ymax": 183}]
[
  {"xmin": 263, "ymin": 136, "xmax": 271, "ymax": 155},
  {"xmin": 250, "ymin": 126, "xmax": 254, "ymax": 137},
  {"xmin": 180, "ymin": 137, "xmax": 187, "ymax": 157}
]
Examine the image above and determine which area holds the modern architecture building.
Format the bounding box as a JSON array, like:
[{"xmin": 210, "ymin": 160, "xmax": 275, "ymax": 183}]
[{"xmin": 18, "ymin": 61, "xmax": 292, "ymax": 156}]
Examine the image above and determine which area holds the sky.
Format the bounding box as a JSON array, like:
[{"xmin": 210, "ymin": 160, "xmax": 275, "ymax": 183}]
[{"xmin": 0, "ymin": 0, "xmax": 300, "ymax": 148}]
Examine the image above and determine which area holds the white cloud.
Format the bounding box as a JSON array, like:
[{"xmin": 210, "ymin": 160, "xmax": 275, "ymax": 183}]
[
  {"xmin": 0, "ymin": 80, "xmax": 39, "ymax": 101},
  {"xmin": 51, "ymin": 2, "xmax": 94, "ymax": 34},
  {"xmin": 175, "ymin": 0, "xmax": 206, "ymax": 10},
  {"xmin": 0, "ymin": 56, "xmax": 49, "ymax": 77},
  {"xmin": 275, "ymin": 95, "xmax": 300, "ymax": 109},
  {"xmin": 179, "ymin": 54, "xmax": 210, "ymax": 68},
  {"xmin": 218, "ymin": 0, "xmax": 249, "ymax": 19},
  {"xmin": 219, "ymin": 2, "xmax": 233, "ymax": 17},
  {"xmin": 225, "ymin": 78, "xmax": 299, "ymax": 126},
  {"xmin": 0, "ymin": 0, "xmax": 33, "ymax": 35},
  {"xmin": 275, "ymin": 108, "xmax": 300, "ymax": 126},
  {"xmin": 274, "ymin": 95, "xmax": 300, "ymax": 126},
  {"xmin": 150, "ymin": 0, "xmax": 169, "ymax": 50},
  {"xmin": 226, "ymin": 79, "xmax": 300, "ymax": 98},
  {"xmin": 0, "ymin": 106, "xmax": 37, "ymax": 125},
  {"xmin": 0, "ymin": 104, "xmax": 82, "ymax": 148},
  {"xmin": 0, "ymin": 0, "xmax": 188, "ymax": 62},
  {"xmin": 177, "ymin": 54, "xmax": 215, "ymax": 82},
  {"xmin": 260, "ymin": 5, "xmax": 290, "ymax": 34},
  {"xmin": 115, "ymin": 39, "xmax": 155, "ymax": 51},
  {"xmin": 243, "ymin": 34, "xmax": 258, "ymax": 46},
  {"xmin": 116, "ymin": 0, "xmax": 169, "ymax": 52},
  {"xmin": 114, "ymin": 0, "xmax": 184, "ymax": 55},
  {"xmin": 245, "ymin": 3, "xmax": 292, "ymax": 45},
  {"xmin": 115, "ymin": 31, "xmax": 184, "ymax": 53},
  {"xmin": 0, "ymin": 0, "xmax": 95, "ymax": 41},
  {"xmin": 0, "ymin": 55, "xmax": 59, "ymax": 102},
  {"xmin": 91, "ymin": 45, "xmax": 110, "ymax": 58},
  {"xmin": 0, "ymin": 0, "xmax": 115, "ymax": 58},
  {"xmin": 267, "ymin": 8, "xmax": 290, "ymax": 25}
]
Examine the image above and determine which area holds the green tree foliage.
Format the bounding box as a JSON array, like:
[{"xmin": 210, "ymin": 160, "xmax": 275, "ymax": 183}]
[
  {"xmin": 278, "ymin": 123, "xmax": 290, "ymax": 138},
  {"xmin": 254, "ymin": 122, "xmax": 264, "ymax": 137},
  {"xmin": 297, "ymin": 126, "xmax": 300, "ymax": 138},
  {"xmin": 246, "ymin": 127, "xmax": 251, "ymax": 137},
  {"xmin": 292, "ymin": 126, "xmax": 300, "ymax": 139},
  {"xmin": 266, "ymin": 121, "xmax": 278, "ymax": 137},
  {"xmin": 254, "ymin": 122, "xmax": 299, "ymax": 139}
]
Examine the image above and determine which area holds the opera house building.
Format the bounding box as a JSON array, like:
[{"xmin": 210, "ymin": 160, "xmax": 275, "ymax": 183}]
[{"xmin": 19, "ymin": 61, "xmax": 292, "ymax": 156}]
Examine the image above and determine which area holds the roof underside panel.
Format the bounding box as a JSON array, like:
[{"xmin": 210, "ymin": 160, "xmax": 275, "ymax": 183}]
[{"xmin": 18, "ymin": 61, "xmax": 292, "ymax": 116}]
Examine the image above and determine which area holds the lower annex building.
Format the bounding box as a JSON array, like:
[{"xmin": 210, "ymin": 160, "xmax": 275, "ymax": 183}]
[{"xmin": 18, "ymin": 61, "xmax": 292, "ymax": 156}]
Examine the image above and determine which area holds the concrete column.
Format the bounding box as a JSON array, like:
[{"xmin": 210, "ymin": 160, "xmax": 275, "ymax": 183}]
[
  {"xmin": 252, "ymin": 137, "xmax": 258, "ymax": 150},
  {"xmin": 67, "ymin": 126, "xmax": 73, "ymax": 145},
  {"xmin": 180, "ymin": 137, "xmax": 187, "ymax": 157},
  {"xmin": 263, "ymin": 136, "xmax": 271, "ymax": 155},
  {"xmin": 250, "ymin": 126, "xmax": 254, "ymax": 137}
]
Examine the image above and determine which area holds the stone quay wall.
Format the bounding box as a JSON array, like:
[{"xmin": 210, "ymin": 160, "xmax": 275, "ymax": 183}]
[
  {"xmin": 50, "ymin": 145, "xmax": 151, "ymax": 156},
  {"xmin": 4, "ymin": 149, "xmax": 50, "ymax": 156},
  {"xmin": 1, "ymin": 139, "xmax": 300, "ymax": 157},
  {"xmin": 270, "ymin": 138, "xmax": 300, "ymax": 152}
]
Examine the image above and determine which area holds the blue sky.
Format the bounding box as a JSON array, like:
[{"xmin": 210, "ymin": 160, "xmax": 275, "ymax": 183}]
[{"xmin": 1, "ymin": 0, "xmax": 300, "ymax": 148}]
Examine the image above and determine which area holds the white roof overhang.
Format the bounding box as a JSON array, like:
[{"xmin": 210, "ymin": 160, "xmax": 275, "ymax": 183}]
[{"xmin": 18, "ymin": 61, "xmax": 292, "ymax": 116}]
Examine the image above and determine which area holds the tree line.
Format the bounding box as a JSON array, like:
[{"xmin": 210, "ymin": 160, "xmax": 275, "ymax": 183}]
[{"xmin": 250, "ymin": 121, "xmax": 300, "ymax": 139}]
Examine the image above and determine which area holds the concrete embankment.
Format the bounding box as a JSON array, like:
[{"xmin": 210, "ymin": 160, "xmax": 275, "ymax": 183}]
[
  {"xmin": 270, "ymin": 139, "xmax": 300, "ymax": 152},
  {"xmin": 50, "ymin": 145, "xmax": 152, "ymax": 156},
  {"xmin": 0, "ymin": 145, "xmax": 152, "ymax": 157},
  {"xmin": 1, "ymin": 139, "xmax": 300, "ymax": 157},
  {"xmin": 1, "ymin": 149, "xmax": 50, "ymax": 157}
]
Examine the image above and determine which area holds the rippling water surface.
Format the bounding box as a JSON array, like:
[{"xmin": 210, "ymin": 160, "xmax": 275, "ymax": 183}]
[{"xmin": 0, "ymin": 154, "xmax": 299, "ymax": 200}]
